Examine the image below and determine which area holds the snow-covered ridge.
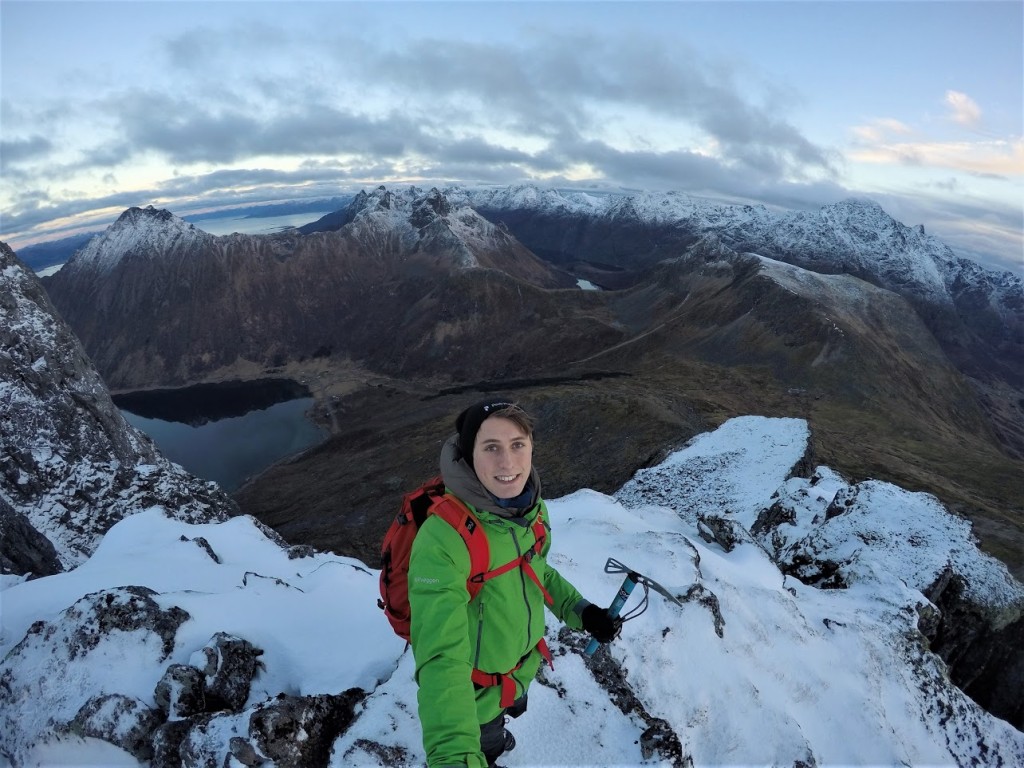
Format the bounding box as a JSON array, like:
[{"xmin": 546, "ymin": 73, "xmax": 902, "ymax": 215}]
[
  {"xmin": 1, "ymin": 416, "xmax": 1021, "ymax": 766},
  {"xmin": 341, "ymin": 185, "xmax": 519, "ymax": 268},
  {"xmin": 70, "ymin": 205, "xmax": 214, "ymax": 272},
  {"xmin": 461, "ymin": 184, "xmax": 1022, "ymax": 313}
]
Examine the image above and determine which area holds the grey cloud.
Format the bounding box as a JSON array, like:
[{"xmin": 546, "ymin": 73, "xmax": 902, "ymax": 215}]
[
  {"xmin": 375, "ymin": 32, "xmax": 835, "ymax": 178},
  {"xmin": 1, "ymin": 135, "xmax": 54, "ymax": 171},
  {"xmin": 87, "ymin": 89, "xmax": 436, "ymax": 167}
]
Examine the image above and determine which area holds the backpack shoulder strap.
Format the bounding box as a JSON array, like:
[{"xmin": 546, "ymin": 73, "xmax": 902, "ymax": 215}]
[{"xmin": 428, "ymin": 492, "xmax": 491, "ymax": 601}]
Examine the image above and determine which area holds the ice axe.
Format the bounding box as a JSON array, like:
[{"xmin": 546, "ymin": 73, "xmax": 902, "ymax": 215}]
[{"xmin": 584, "ymin": 557, "xmax": 685, "ymax": 656}]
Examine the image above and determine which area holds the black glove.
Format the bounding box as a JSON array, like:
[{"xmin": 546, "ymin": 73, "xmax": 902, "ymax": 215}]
[{"xmin": 581, "ymin": 604, "xmax": 622, "ymax": 643}]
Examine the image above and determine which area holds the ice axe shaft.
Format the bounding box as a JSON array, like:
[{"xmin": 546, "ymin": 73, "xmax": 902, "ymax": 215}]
[
  {"xmin": 584, "ymin": 571, "xmax": 636, "ymax": 656},
  {"xmin": 584, "ymin": 557, "xmax": 683, "ymax": 657}
]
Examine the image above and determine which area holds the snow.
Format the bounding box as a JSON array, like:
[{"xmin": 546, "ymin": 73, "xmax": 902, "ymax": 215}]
[
  {"xmin": 462, "ymin": 184, "xmax": 1022, "ymax": 315},
  {"xmin": 69, "ymin": 206, "xmax": 213, "ymax": 273},
  {"xmin": 2, "ymin": 416, "xmax": 1022, "ymax": 766}
]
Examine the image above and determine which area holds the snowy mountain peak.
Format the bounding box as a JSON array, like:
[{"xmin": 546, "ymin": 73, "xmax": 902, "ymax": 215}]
[
  {"xmin": 340, "ymin": 186, "xmax": 514, "ymax": 269},
  {"xmin": 70, "ymin": 205, "xmax": 213, "ymax": 272}
]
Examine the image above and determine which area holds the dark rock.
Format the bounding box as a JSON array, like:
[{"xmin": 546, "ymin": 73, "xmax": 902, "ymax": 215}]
[
  {"xmin": 246, "ymin": 690, "xmax": 364, "ymax": 768},
  {"xmin": 824, "ymin": 487, "xmax": 856, "ymax": 520},
  {"xmin": 194, "ymin": 633, "xmax": 264, "ymax": 712},
  {"xmin": 0, "ymin": 497, "xmax": 62, "ymax": 578},
  {"xmin": 751, "ymin": 500, "xmax": 797, "ymax": 537},
  {"xmin": 179, "ymin": 535, "xmax": 222, "ymax": 563},
  {"xmin": 154, "ymin": 663, "xmax": 206, "ymax": 718},
  {"xmin": 697, "ymin": 514, "xmax": 750, "ymax": 552},
  {"xmin": 151, "ymin": 718, "xmax": 193, "ymax": 768},
  {"xmin": 682, "ymin": 583, "xmax": 726, "ymax": 639},
  {"xmin": 69, "ymin": 693, "xmax": 164, "ymax": 760},
  {"xmin": 287, "ymin": 544, "xmax": 317, "ymax": 560},
  {"xmin": 924, "ymin": 571, "xmax": 1024, "ymax": 730}
]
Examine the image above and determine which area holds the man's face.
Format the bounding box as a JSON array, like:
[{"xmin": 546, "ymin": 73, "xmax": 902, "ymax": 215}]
[{"xmin": 472, "ymin": 416, "xmax": 533, "ymax": 499}]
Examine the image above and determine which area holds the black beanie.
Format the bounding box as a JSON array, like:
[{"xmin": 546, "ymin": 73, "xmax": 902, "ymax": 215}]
[{"xmin": 455, "ymin": 397, "xmax": 517, "ymax": 467}]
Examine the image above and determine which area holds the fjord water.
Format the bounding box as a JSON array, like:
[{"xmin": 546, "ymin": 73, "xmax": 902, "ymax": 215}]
[{"xmin": 117, "ymin": 379, "xmax": 327, "ymax": 492}]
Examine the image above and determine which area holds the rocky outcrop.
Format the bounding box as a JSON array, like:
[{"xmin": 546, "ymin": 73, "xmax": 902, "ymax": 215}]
[
  {"xmin": 752, "ymin": 476, "xmax": 1024, "ymax": 730},
  {"xmin": 0, "ymin": 243, "xmax": 237, "ymax": 570},
  {"xmin": 923, "ymin": 569, "xmax": 1024, "ymax": 730},
  {"xmin": 0, "ymin": 498, "xmax": 62, "ymax": 578},
  {"xmin": 0, "ymin": 585, "xmax": 366, "ymax": 768}
]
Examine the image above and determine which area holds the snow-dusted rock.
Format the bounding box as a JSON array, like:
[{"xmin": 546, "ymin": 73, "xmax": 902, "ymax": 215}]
[
  {"xmin": 69, "ymin": 693, "xmax": 163, "ymax": 761},
  {"xmin": 69, "ymin": 206, "xmax": 214, "ymax": 273},
  {"xmin": 190, "ymin": 633, "xmax": 264, "ymax": 712},
  {"xmin": 154, "ymin": 664, "xmax": 206, "ymax": 720},
  {"xmin": 0, "ymin": 243, "xmax": 237, "ymax": 571}
]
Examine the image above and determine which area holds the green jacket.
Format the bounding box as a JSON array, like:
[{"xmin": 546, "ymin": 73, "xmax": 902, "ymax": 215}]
[{"xmin": 408, "ymin": 436, "xmax": 587, "ymax": 767}]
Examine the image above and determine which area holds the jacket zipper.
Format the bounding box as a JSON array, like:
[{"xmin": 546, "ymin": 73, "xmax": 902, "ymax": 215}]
[
  {"xmin": 510, "ymin": 527, "xmax": 533, "ymax": 652},
  {"xmin": 474, "ymin": 601, "xmax": 485, "ymax": 670}
]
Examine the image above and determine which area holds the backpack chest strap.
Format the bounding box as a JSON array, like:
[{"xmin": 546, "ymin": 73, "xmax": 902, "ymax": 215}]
[{"xmin": 470, "ymin": 516, "xmax": 553, "ymax": 605}]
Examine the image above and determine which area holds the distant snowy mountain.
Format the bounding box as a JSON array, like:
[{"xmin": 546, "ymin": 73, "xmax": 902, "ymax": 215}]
[
  {"xmin": 460, "ymin": 183, "xmax": 1024, "ymax": 454},
  {"xmin": 0, "ymin": 243, "xmax": 237, "ymax": 572},
  {"xmin": 40, "ymin": 187, "xmax": 572, "ymax": 389},
  {"xmin": 461, "ymin": 184, "xmax": 1022, "ymax": 320},
  {"xmin": 70, "ymin": 206, "xmax": 215, "ymax": 273},
  {"xmin": 1, "ymin": 417, "xmax": 1021, "ymax": 766}
]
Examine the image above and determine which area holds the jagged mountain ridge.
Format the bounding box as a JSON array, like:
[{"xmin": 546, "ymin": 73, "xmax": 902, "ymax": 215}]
[
  {"xmin": 28, "ymin": 184, "xmax": 1024, "ymax": 580},
  {"xmin": 42, "ymin": 188, "xmax": 576, "ymax": 389},
  {"xmin": 459, "ymin": 184, "xmax": 1024, "ymax": 455},
  {"xmin": 2, "ymin": 225, "xmax": 1023, "ymax": 756},
  {"xmin": 0, "ymin": 244, "xmax": 237, "ymax": 573},
  {"xmin": 462, "ymin": 183, "xmax": 1021, "ymax": 317}
]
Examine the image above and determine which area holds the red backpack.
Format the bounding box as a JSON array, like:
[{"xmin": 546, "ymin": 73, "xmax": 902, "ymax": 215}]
[{"xmin": 377, "ymin": 476, "xmax": 552, "ymax": 642}]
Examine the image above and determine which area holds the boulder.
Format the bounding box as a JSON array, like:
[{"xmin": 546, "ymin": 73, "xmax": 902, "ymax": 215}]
[
  {"xmin": 190, "ymin": 632, "xmax": 264, "ymax": 712},
  {"xmin": 69, "ymin": 693, "xmax": 164, "ymax": 760},
  {"xmin": 0, "ymin": 497, "xmax": 62, "ymax": 578},
  {"xmin": 154, "ymin": 663, "xmax": 206, "ymax": 719}
]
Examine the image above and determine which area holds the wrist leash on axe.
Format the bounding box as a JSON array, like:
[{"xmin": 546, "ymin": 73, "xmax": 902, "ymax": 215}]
[{"xmin": 584, "ymin": 557, "xmax": 685, "ymax": 657}]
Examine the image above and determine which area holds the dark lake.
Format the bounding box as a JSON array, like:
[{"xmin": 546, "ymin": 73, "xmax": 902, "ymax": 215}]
[{"xmin": 114, "ymin": 378, "xmax": 327, "ymax": 492}]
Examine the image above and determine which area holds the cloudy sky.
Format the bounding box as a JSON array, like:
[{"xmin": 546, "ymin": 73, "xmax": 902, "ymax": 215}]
[{"xmin": 2, "ymin": 0, "xmax": 1021, "ymax": 274}]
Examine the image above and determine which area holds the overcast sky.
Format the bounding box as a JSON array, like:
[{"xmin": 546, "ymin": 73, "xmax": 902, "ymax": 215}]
[{"xmin": 1, "ymin": 0, "xmax": 1021, "ymax": 275}]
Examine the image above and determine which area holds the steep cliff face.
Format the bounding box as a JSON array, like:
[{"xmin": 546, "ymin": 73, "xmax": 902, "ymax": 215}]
[{"xmin": 0, "ymin": 243, "xmax": 237, "ymax": 573}]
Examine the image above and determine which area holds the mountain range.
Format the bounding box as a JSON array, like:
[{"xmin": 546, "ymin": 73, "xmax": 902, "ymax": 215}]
[
  {"xmin": 36, "ymin": 184, "xmax": 1024, "ymax": 586},
  {"xmin": 1, "ymin": 190, "xmax": 1023, "ymax": 762}
]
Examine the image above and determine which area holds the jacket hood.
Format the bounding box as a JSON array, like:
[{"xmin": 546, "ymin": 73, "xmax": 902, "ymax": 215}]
[{"xmin": 440, "ymin": 434, "xmax": 542, "ymax": 518}]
